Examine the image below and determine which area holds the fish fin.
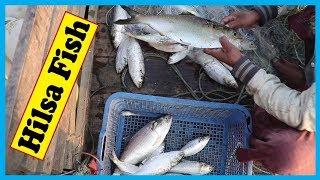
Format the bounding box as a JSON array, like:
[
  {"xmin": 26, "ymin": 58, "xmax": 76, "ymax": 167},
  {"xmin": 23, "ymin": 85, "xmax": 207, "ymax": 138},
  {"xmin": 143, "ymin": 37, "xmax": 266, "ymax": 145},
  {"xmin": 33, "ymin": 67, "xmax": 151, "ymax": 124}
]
[
  {"xmin": 209, "ymin": 19, "xmax": 233, "ymax": 30},
  {"xmin": 109, "ymin": 150, "xmax": 139, "ymax": 174},
  {"xmin": 123, "ymin": 31, "xmax": 134, "ymax": 37},
  {"xmin": 141, "ymin": 158, "xmax": 148, "ymax": 165},
  {"xmin": 179, "ymin": 12, "xmax": 194, "ymax": 16},
  {"xmin": 120, "ymin": 5, "xmax": 140, "ymax": 17},
  {"xmin": 114, "ymin": 18, "xmax": 139, "ymax": 25},
  {"xmin": 151, "ymin": 121, "xmax": 158, "ymax": 130},
  {"xmin": 168, "ymin": 50, "xmax": 188, "ymax": 64}
]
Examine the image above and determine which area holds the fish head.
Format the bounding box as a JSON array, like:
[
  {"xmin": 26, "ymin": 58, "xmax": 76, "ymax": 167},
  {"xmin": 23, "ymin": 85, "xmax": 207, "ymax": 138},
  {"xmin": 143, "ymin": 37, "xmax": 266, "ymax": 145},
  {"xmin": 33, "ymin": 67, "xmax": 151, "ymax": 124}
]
[
  {"xmin": 200, "ymin": 163, "xmax": 214, "ymax": 174},
  {"xmin": 170, "ymin": 151, "xmax": 185, "ymax": 166},
  {"xmin": 199, "ymin": 136, "xmax": 211, "ymax": 144},
  {"xmin": 224, "ymin": 31, "xmax": 257, "ymax": 50},
  {"xmin": 239, "ymin": 39, "xmax": 257, "ymax": 51},
  {"xmin": 224, "ymin": 30, "xmax": 242, "ymax": 40},
  {"xmin": 223, "ymin": 77, "xmax": 239, "ymax": 89},
  {"xmin": 152, "ymin": 115, "xmax": 173, "ymax": 134}
]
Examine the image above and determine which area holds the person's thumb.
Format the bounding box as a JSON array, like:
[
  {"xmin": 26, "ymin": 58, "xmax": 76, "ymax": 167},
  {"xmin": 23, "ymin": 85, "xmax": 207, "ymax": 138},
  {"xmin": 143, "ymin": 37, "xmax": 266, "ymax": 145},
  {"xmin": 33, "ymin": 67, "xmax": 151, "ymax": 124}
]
[
  {"xmin": 226, "ymin": 20, "xmax": 243, "ymax": 29},
  {"xmin": 221, "ymin": 14, "xmax": 237, "ymax": 25},
  {"xmin": 236, "ymin": 148, "xmax": 266, "ymax": 162}
]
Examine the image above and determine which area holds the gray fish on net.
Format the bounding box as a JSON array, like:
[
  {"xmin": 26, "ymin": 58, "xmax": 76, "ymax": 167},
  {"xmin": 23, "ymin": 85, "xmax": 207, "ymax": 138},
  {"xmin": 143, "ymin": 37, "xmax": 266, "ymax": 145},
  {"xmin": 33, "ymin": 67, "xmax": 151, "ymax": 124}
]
[
  {"xmin": 126, "ymin": 37, "xmax": 145, "ymax": 88},
  {"xmin": 115, "ymin": 6, "xmax": 255, "ymax": 49},
  {"xmin": 111, "ymin": 6, "xmax": 129, "ymax": 48},
  {"xmin": 188, "ymin": 49, "xmax": 238, "ymax": 89}
]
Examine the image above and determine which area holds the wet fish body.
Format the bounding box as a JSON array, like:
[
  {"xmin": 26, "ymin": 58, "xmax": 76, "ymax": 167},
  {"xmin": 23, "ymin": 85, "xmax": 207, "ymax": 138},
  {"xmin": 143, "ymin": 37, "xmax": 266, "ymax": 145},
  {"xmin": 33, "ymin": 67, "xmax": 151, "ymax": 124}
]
[
  {"xmin": 135, "ymin": 151, "xmax": 185, "ymax": 175},
  {"xmin": 125, "ymin": 32, "xmax": 187, "ymax": 52},
  {"xmin": 148, "ymin": 42, "xmax": 187, "ymax": 53},
  {"xmin": 126, "ymin": 37, "xmax": 145, "ymax": 88},
  {"xmin": 110, "ymin": 150, "xmax": 140, "ymax": 174},
  {"xmin": 141, "ymin": 142, "xmax": 165, "ymax": 164},
  {"xmin": 168, "ymin": 48, "xmax": 190, "ymax": 64},
  {"xmin": 121, "ymin": 111, "xmax": 140, "ymax": 116},
  {"xmin": 111, "ymin": 6, "xmax": 129, "ymax": 48},
  {"xmin": 115, "ymin": 36, "xmax": 129, "ymax": 73},
  {"xmin": 172, "ymin": 5, "xmax": 201, "ymax": 17},
  {"xmin": 180, "ymin": 136, "xmax": 210, "ymax": 157},
  {"xmin": 124, "ymin": 32, "xmax": 177, "ymax": 45},
  {"xmin": 188, "ymin": 50, "xmax": 238, "ymax": 88},
  {"xmin": 111, "ymin": 150, "xmax": 184, "ymax": 175},
  {"xmin": 116, "ymin": 6, "xmax": 255, "ymax": 50},
  {"xmin": 169, "ymin": 160, "xmax": 213, "ymax": 175},
  {"xmin": 120, "ymin": 115, "xmax": 172, "ymax": 164}
]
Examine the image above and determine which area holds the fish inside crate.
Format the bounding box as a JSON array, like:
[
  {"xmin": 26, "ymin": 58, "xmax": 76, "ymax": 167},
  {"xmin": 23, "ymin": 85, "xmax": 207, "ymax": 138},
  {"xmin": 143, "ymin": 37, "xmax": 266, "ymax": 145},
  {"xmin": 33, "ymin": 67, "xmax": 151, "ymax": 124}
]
[{"xmin": 97, "ymin": 92, "xmax": 252, "ymax": 175}]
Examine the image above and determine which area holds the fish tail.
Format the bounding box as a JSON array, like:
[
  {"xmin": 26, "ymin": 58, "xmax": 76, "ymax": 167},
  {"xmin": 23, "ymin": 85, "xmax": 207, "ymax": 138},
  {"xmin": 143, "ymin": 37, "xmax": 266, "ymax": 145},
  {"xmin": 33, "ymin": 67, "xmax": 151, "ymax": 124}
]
[
  {"xmin": 114, "ymin": 6, "xmax": 141, "ymax": 24},
  {"xmin": 110, "ymin": 149, "xmax": 121, "ymax": 164},
  {"xmin": 120, "ymin": 5, "xmax": 140, "ymax": 17},
  {"xmin": 109, "ymin": 149, "xmax": 139, "ymax": 174}
]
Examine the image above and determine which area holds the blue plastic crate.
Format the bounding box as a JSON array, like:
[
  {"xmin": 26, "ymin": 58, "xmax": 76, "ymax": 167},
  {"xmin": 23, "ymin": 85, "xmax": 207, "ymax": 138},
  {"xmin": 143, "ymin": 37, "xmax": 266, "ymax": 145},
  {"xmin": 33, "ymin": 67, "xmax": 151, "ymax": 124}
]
[{"xmin": 97, "ymin": 92, "xmax": 252, "ymax": 175}]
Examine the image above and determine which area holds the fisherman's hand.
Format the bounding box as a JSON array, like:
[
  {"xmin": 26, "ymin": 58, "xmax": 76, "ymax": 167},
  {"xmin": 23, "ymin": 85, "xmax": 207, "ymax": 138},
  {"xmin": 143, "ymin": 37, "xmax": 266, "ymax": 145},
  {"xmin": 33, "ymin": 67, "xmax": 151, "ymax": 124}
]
[
  {"xmin": 204, "ymin": 36, "xmax": 242, "ymax": 66},
  {"xmin": 236, "ymin": 106, "xmax": 315, "ymax": 175},
  {"xmin": 221, "ymin": 11, "xmax": 261, "ymax": 29},
  {"xmin": 237, "ymin": 128, "xmax": 315, "ymax": 175}
]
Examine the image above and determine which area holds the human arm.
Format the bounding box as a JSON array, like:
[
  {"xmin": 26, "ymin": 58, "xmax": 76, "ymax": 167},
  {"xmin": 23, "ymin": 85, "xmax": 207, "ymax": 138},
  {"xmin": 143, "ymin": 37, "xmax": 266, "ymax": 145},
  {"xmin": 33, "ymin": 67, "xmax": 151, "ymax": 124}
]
[{"xmin": 204, "ymin": 37, "xmax": 315, "ymax": 132}]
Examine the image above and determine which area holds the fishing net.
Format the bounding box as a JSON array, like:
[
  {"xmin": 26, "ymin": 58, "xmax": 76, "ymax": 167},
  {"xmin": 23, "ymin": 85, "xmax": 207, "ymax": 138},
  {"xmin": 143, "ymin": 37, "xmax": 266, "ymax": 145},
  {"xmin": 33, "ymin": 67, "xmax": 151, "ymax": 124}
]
[
  {"xmin": 106, "ymin": 5, "xmax": 307, "ymax": 113},
  {"xmin": 106, "ymin": 5, "xmax": 306, "ymax": 72},
  {"xmin": 103, "ymin": 6, "xmax": 309, "ymax": 175}
]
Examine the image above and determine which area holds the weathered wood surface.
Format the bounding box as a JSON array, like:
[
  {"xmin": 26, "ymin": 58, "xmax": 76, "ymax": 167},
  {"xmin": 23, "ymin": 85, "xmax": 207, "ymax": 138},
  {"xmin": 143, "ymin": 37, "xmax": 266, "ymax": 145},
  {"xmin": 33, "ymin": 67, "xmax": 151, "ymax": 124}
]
[
  {"xmin": 73, "ymin": 5, "xmax": 99, "ymax": 165},
  {"xmin": 6, "ymin": 5, "xmax": 88, "ymax": 174},
  {"xmin": 6, "ymin": 6, "xmax": 55, "ymax": 174}
]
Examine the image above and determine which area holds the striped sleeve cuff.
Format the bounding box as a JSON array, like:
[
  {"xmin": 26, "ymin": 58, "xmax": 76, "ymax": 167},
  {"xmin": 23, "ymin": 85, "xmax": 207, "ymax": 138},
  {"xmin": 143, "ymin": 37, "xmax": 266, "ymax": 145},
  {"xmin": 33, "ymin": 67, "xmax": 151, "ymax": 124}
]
[
  {"xmin": 252, "ymin": 6, "xmax": 278, "ymax": 25},
  {"xmin": 231, "ymin": 56, "xmax": 260, "ymax": 85}
]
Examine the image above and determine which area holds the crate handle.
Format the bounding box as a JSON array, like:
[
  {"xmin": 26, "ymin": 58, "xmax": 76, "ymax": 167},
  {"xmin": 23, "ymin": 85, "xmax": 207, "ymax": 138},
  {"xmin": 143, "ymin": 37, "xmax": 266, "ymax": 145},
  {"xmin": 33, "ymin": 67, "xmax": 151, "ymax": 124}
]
[
  {"xmin": 246, "ymin": 117, "xmax": 252, "ymax": 133},
  {"xmin": 100, "ymin": 135, "xmax": 107, "ymax": 161}
]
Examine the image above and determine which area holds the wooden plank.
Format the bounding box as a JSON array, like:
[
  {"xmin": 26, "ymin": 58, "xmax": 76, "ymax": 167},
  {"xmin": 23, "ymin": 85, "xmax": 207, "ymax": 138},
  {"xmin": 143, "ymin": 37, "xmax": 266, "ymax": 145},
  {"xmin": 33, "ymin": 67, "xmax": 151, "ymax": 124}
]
[
  {"xmin": 47, "ymin": 6, "xmax": 87, "ymax": 174},
  {"xmin": 61, "ymin": 5, "xmax": 87, "ymax": 171},
  {"xmin": 37, "ymin": 6, "xmax": 86, "ymax": 174},
  {"xmin": 6, "ymin": 5, "xmax": 87, "ymax": 174},
  {"xmin": 34, "ymin": 6, "xmax": 69, "ymax": 174},
  {"xmin": 50, "ymin": 85, "xmax": 76, "ymax": 173},
  {"xmin": 6, "ymin": 6, "xmax": 36, "ymax": 139},
  {"xmin": 74, "ymin": 5, "xmax": 99, "ymax": 163},
  {"xmin": 63, "ymin": 84, "xmax": 79, "ymax": 170},
  {"xmin": 6, "ymin": 6, "xmax": 55, "ymax": 174}
]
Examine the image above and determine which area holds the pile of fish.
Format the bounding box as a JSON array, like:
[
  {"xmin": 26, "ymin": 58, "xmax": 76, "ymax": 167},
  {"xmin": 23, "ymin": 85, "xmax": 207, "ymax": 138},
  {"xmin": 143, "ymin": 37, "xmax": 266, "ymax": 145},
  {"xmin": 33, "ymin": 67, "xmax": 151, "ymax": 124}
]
[
  {"xmin": 110, "ymin": 6, "xmax": 257, "ymax": 89},
  {"xmin": 109, "ymin": 115, "xmax": 213, "ymax": 175}
]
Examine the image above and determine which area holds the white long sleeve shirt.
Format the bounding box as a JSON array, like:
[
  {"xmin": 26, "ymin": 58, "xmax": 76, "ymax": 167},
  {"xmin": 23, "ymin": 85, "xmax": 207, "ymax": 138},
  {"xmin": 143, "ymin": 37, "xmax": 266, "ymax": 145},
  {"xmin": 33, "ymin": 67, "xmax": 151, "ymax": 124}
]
[{"xmin": 232, "ymin": 57, "xmax": 315, "ymax": 132}]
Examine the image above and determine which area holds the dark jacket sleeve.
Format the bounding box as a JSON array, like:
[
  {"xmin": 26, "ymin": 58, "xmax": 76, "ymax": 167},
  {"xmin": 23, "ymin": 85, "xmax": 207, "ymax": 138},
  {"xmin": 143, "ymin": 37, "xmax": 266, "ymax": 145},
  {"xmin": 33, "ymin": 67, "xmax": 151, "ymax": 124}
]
[
  {"xmin": 252, "ymin": 6, "xmax": 278, "ymax": 25},
  {"xmin": 231, "ymin": 56, "xmax": 260, "ymax": 85}
]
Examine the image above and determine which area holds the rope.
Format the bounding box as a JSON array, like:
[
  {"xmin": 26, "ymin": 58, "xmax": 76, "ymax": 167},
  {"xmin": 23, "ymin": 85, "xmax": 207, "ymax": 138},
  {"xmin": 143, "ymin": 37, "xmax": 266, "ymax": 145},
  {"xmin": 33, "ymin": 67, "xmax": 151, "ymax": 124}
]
[{"xmin": 169, "ymin": 63, "xmax": 200, "ymax": 100}]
